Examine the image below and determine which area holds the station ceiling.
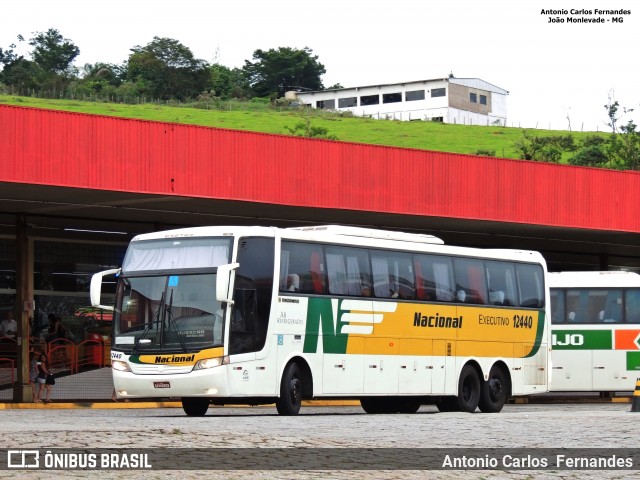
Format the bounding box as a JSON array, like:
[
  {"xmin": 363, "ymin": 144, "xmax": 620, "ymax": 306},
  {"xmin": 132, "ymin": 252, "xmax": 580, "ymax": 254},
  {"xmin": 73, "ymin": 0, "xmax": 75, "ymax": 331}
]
[{"xmin": 2, "ymin": 182, "xmax": 639, "ymax": 273}]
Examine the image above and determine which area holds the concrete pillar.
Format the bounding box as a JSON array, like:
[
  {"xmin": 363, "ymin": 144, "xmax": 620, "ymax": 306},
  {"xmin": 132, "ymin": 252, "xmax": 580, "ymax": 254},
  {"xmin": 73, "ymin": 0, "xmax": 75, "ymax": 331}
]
[{"xmin": 13, "ymin": 215, "xmax": 34, "ymax": 402}]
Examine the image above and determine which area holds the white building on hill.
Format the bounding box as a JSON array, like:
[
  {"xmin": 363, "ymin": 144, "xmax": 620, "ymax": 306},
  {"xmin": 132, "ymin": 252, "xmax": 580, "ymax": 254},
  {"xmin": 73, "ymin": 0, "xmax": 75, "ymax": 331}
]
[{"xmin": 290, "ymin": 77, "xmax": 508, "ymax": 126}]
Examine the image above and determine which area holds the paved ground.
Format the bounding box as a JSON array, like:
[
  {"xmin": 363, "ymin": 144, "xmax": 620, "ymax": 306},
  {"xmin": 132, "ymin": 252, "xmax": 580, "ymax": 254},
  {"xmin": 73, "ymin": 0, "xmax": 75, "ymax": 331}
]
[
  {"xmin": 0, "ymin": 367, "xmax": 114, "ymax": 402},
  {"xmin": 0, "ymin": 403, "xmax": 638, "ymax": 479}
]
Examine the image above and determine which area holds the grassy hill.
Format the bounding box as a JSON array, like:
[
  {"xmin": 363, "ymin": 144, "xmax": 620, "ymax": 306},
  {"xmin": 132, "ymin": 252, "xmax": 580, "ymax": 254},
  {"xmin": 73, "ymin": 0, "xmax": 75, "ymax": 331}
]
[{"xmin": 0, "ymin": 94, "xmax": 604, "ymax": 161}]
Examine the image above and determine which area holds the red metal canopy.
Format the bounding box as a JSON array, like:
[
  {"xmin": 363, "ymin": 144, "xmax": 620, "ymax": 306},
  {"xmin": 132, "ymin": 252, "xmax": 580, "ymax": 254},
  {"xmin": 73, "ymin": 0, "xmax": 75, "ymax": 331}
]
[{"xmin": 1, "ymin": 104, "xmax": 639, "ymax": 234}]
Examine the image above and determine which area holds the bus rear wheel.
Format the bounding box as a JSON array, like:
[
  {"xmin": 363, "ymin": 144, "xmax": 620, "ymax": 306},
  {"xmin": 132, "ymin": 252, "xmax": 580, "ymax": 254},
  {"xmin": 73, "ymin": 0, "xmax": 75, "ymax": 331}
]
[
  {"xmin": 478, "ymin": 366, "xmax": 507, "ymax": 413},
  {"xmin": 276, "ymin": 363, "xmax": 303, "ymax": 415},
  {"xmin": 397, "ymin": 398, "xmax": 422, "ymax": 413},
  {"xmin": 182, "ymin": 397, "xmax": 210, "ymax": 416},
  {"xmin": 456, "ymin": 365, "xmax": 481, "ymax": 413},
  {"xmin": 360, "ymin": 397, "xmax": 398, "ymax": 414},
  {"xmin": 435, "ymin": 396, "xmax": 459, "ymax": 412}
]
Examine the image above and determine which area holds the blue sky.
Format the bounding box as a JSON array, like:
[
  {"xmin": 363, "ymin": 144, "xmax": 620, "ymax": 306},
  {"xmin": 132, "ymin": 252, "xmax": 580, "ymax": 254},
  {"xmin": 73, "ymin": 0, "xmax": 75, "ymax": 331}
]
[{"xmin": 2, "ymin": 0, "xmax": 637, "ymax": 132}]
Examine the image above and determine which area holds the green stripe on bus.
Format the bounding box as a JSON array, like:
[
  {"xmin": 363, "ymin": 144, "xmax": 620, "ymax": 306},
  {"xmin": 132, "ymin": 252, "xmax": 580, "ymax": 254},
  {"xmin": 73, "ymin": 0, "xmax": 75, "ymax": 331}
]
[
  {"xmin": 551, "ymin": 329, "xmax": 612, "ymax": 350},
  {"xmin": 303, "ymin": 297, "xmax": 349, "ymax": 354},
  {"xmin": 524, "ymin": 311, "xmax": 546, "ymax": 358},
  {"xmin": 627, "ymin": 352, "xmax": 640, "ymax": 370}
]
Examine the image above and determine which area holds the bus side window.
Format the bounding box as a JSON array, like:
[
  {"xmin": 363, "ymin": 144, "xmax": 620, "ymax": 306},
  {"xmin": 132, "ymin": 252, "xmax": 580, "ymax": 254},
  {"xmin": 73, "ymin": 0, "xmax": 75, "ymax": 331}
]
[
  {"xmin": 602, "ymin": 290, "xmax": 622, "ymax": 323},
  {"xmin": 453, "ymin": 258, "xmax": 487, "ymax": 305},
  {"xmin": 414, "ymin": 254, "xmax": 454, "ymax": 302},
  {"xmin": 485, "ymin": 261, "xmax": 517, "ymax": 306},
  {"xmin": 370, "ymin": 251, "xmax": 414, "ymax": 299},
  {"xmin": 516, "ymin": 264, "xmax": 544, "ymax": 308},
  {"xmin": 280, "ymin": 242, "xmax": 325, "ymax": 294},
  {"xmin": 325, "ymin": 246, "xmax": 370, "ymax": 297},
  {"xmin": 626, "ymin": 289, "xmax": 640, "ymax": 323},
  {"xmin": 550, "ymin": 289, "xmax": 565, "ymax": 323}
]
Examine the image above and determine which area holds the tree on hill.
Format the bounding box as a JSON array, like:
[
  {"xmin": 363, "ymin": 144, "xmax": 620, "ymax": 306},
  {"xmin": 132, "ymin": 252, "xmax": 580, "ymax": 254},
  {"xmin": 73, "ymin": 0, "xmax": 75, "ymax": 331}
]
[
  {"xmin": 568, "ymin": 135, "xmax": 609, "ymax": 168},
  {"xmin": 125, "ymin": 37, "xmax": 212, "ymax": 100},
  {"xmin": 209, "ymin": 63, "xmax": 251, "ymax": 99},
  {"xmin": 602, "ymin": 98, "xmax": 640, "ymax": 170},
  {"xmin": 29, "ymin": 28, "xmax": 79, "ymax": 75},
  {"xmin": 514, "ymin": 130, "xmax": 575, "ymax": 163},
  {"xmin": 1, "ymin": 29, "xmax": 79, "ymax": 93},
  {"xmin": 79, "ymin": 62, "xmax": 125, "ymax": 95},
  {"xmin": 608, "ymin": 119, "xmax": 640, "ymax": 170},
  {"xmin": 242, "ymin": 46, "xmax": 325, "ymax": 98}
]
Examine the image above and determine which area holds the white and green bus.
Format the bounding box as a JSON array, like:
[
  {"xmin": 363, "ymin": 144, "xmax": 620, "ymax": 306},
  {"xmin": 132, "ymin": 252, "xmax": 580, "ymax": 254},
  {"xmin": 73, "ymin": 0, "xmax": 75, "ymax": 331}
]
[
  {"xmin": 549, "ymin": 271, "xmax": 640, "ymax": 393},
  {"xmin": 91, "ymin": 225, "xmax": 551, "ymax": 416}
]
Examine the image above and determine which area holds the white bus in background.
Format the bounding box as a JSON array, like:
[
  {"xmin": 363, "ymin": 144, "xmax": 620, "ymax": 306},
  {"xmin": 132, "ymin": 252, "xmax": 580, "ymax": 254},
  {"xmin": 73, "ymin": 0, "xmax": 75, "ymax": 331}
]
[
  {"xmin": 549, "ymin": 271, "xmax": 640, "ymax": 393},
  {"xmin": 91, "ymin": 225, "xmax": 551, "ymax": 416}
]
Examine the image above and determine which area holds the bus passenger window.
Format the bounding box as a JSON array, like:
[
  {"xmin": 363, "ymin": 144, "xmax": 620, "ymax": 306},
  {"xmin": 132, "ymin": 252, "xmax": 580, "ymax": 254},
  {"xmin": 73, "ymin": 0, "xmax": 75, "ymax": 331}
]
[
  {"xmin": 280, "ymin": 242, "xmax": 326, "ymax": 294},
  {"xmin": 485, "ymin": 261, "xmax": 517, "ymax": 306},
  {"xmin": 414, "ymin": 255, "xmax": 455, "ymax": 302},
  {"xmin": 550, "ymin": 289, "xmax": 565, "ymax": 323},
  {"xmin": 516, "ymin": 264, "xmax": 544, "ymax": 308},
  {"xmin": 453, "ymin": 258, "xmax": 487, "ymax": 305},
  {"xmin": 626, "ymin": 289, "xmax": 640, "ymax": 323},
  {"xmin": 325, "ymin": 246, "xmax": 371, "ymax": 297},
  {"xmin": 370, "ymin": 251, "xmax": 414, "ymax": 299}
]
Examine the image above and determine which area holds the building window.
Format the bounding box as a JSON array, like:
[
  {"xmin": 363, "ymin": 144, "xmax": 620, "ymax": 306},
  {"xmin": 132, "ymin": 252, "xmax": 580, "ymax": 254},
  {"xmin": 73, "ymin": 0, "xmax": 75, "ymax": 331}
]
[
  {"xmin": 405, "ymin": 90, "xmax": 425, "ymax": 102},
  {"xmin": 431, "ymin": 88, "xmax": 446, "ymax": 98},
  {"xmin": 338, "ymin": 97, "xmax": 357, "ymax": 108},
  {"xmin": 316, "ymin": 99, "xmax": 335, "ymax": 109},
  {"xmin": 382, "ymin": 92, "xmax": 402, "ymax": 104},
  {"xmin": 470, "ymin": 93, "xmax": 477, "ymax": 103},
  {"xmin": 480, "ymin": 95, "xmax": 487, "ymax": 105},
  {"xmin": 359, "ymin": 94, "xmax": 380, "ymax": 106}
]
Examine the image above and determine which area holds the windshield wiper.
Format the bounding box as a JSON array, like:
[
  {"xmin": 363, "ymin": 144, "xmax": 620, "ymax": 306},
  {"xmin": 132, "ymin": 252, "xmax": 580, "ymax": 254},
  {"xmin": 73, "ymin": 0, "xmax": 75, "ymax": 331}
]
[
  {"xmin": 131, "ymin": 291, "xmax": 165, "ymax": 355},
  {"xmin": 163, "ymin": 289, "xmax": 188, "ymax": 353}
]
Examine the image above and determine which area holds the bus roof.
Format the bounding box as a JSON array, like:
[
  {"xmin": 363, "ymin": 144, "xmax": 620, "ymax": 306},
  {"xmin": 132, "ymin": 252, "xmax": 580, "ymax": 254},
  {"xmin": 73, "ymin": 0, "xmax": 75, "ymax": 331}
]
[
  {"xmin": 549, "ymin": 270, "xmax": 640, "ymax": 288},
  {"xmin": 287, "ymin": 225, "xmax": 444, "ymax": 245},
  {"xmin": 130, "ymin": 225, "xmax": 546, "ymax": 265}
]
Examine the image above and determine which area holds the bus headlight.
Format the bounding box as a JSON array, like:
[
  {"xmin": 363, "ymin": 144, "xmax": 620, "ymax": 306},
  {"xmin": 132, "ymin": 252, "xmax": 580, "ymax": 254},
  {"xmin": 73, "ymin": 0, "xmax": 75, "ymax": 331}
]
[
  {"xmin": 111, "ymin": 360, "xmax": 131, "ymax": 372},
  {"xmin": 194, "ymin": 356, "xmax": 228, "ymax": 370}
]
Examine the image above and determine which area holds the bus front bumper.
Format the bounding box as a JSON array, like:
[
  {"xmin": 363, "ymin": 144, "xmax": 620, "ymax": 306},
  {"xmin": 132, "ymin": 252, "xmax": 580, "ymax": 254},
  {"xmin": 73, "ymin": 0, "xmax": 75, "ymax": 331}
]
[{"xmin": 112, "ymin": 366, "xmax": 230, "ymax": 399}]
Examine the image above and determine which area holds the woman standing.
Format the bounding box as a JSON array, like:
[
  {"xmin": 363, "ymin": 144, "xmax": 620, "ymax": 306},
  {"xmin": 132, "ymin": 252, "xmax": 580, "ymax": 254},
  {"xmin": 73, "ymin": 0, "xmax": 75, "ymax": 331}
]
[{"xmin": 36, "ymin": 353, "xmax": 53, "ymax": 403}]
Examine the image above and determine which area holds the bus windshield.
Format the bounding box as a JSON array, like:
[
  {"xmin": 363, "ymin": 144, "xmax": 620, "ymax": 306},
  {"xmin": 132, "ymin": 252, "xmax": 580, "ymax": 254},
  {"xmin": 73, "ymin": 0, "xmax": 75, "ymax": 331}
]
[{"xmin": 113, "ymin": 273, "xmax": 223, "ymax": 353}]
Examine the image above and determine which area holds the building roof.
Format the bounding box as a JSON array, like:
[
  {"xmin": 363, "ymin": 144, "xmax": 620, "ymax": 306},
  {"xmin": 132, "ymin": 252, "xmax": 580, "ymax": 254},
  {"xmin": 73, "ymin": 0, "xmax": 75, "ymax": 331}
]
[{"xmin": 294, "ymin": 77, "xmax": 508, "ymax": 95}]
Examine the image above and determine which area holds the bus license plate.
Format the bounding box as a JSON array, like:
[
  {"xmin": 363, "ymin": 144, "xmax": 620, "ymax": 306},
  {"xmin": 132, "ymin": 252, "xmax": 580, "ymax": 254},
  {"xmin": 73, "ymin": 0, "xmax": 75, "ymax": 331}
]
[{"xmin": 154, "ymin": 381, "xmax": 171, "ymax": 389}]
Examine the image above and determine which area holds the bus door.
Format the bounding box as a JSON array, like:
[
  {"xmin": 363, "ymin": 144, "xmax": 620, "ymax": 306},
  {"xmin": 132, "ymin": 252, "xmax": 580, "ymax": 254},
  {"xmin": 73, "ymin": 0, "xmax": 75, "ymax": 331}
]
[{"xmin": 226, "ymin": 237, "xmax": 275, "ymax": 396}]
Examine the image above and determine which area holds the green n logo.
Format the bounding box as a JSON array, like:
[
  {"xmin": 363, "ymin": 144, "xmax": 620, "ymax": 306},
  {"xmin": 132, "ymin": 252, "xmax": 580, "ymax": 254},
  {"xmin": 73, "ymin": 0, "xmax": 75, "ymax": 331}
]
[{"xmin": 303, "ymin": 298, "xmax": 349, "ymax": 354}]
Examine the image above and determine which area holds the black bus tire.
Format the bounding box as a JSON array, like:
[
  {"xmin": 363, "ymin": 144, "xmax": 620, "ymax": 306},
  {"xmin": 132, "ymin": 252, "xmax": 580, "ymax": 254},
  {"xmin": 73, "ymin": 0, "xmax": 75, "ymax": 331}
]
[
  {"xmin": 456, "ymin": 365, "xmax": 481, "ymax": 413},
  {"xmin": 478, "ymin": 366, "xmax": 507, "ymax": 413},
  {"xmin": 182, "ymin": 397, "xmax": 209, "ymax": 416},
  {"xmin": 276, "ymin": 363, "xmax": 303, "ymax": 415}
]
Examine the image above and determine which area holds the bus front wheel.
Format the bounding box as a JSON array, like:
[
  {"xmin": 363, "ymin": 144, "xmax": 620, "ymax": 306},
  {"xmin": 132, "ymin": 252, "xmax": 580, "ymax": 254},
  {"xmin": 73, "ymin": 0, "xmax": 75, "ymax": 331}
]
[
  {"xmin": 182, "ymin": 397, "xmax": 210, "ymax": 416},
  {"xmin": 276, "ymin": 363, "xmax": 303, "ymax": 415}
]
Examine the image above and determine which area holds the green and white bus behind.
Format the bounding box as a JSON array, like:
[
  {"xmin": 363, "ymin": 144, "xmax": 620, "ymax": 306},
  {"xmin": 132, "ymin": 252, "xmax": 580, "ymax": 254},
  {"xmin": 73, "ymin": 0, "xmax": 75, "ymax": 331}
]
[
  {"xmin": 91, "ymin": 225, "xmax": 551, "ymax": 416},
  {"xmin": 549, "ymin": 270, "xmax": 640, "ymax": 393}
]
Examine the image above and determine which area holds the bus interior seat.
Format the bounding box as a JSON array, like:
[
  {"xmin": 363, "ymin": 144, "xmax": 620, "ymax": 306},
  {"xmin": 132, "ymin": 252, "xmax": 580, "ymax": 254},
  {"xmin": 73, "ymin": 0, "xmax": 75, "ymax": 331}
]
[
  {"xmin": 489, "ymin": 290, "xmax": 505, "ymax": 305},
  {"xmin": 286, "ymin": 274, "xmax": 300, "ymax": 292}
]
